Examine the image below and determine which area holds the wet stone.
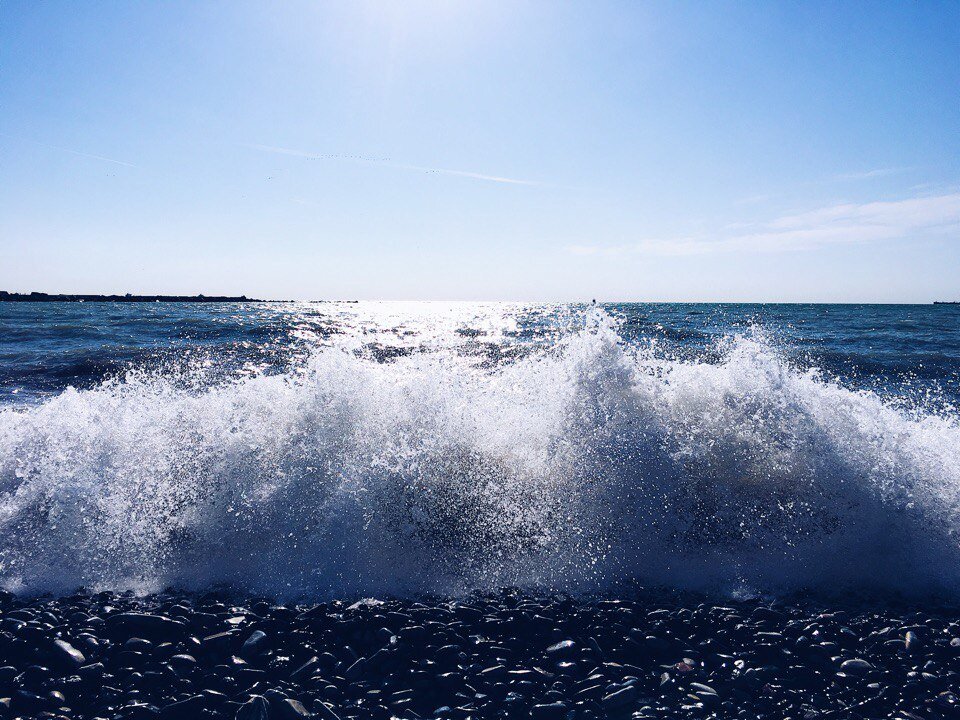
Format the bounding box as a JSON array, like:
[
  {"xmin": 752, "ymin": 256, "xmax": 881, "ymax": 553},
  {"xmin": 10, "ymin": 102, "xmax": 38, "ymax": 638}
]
[
  {"xmin": 0, "ymin": 589, "xmax": 954, "ymax": 720},
  {"xmin": 235, "ymin": 695, "xmax": 270, "ymax": 720},
  {"xmin": 531, "ymin": 700, "xmax": 569, "ymax": 719},
  {"xmin": 240, "ymin": 630, "xmax": 268, "ymax": 658},
  {"xmin": 106, "ymin": 613, "xmax": 186, "ymax": 640},
  {"xmin": 545, "ymin": 640, "xmax": 576, "ymax": 658},
  {"xmin": 158, "ymin": 694, "xmax": 205, "ymax": 719},
  {"xmin": 125, "ymin": 637, "xmax": 154, "ymax": 652},
  {"xmin": 277, "ymin": 698, "xmax": 312, "ymax": 718},
  {"xmin": 50, "ymin": 638, "xmax": 86, "ymax": 669},
  {"xmin": 839, "ymin": 658, "xmax": 874, "ymax": 674},
  {"xmin": 602, "ymin": 684, "xmax": 638, "ymax": 711}
]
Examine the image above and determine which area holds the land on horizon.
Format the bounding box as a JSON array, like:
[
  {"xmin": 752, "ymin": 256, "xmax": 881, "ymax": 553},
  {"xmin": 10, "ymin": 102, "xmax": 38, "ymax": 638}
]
[
  {"xmin": 1, "ymin": 291, "xmax": 957, "ymax": 305},
  {"xmin": 0, "ymin": 290, "xmax": 263, "ymax": 303}
]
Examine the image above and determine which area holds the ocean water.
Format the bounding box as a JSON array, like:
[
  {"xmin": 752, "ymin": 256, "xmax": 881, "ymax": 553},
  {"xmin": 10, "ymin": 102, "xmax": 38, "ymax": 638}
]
[{"xmin": 0, "ymin": 301, "xmax": 958, "ymax": 600}]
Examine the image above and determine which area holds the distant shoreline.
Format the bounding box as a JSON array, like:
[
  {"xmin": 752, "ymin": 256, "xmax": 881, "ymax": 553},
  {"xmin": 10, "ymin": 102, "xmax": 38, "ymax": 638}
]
[
  {"xmin": 1, "ymin": 292, "xmax": 956, "ymax": 304},
  {"xmin": 0, "ymin": 291, "xmax": 264, "ymax": 303}
]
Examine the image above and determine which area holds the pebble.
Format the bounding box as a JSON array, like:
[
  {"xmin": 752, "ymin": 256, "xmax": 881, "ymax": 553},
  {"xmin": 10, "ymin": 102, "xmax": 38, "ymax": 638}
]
[
  {"xmin": 530, "ymin": 700, "xmax": 569, "ymax": 719},
  {"xmin": 278, "ymin": 697, "xmax": 312, "ymax": 718},
  {"xmin": 235, "ymin": 695, "xmax": 270, "ymax": 720},
  {"xmin": 545, "ymin": 639, "xmax": 576, "ymax": 658},
  {"xmin": 50, "ymin": 638, "xmax": 86, "ymax": 668},
  {"xmin": 106, "ymin": 612, "xmax": 186, "ymax": 640},
  {"xmin": 839, "ymin": 658, "xmax": 874, "ymax": 674},
  {"xmin": 0, "ymin": 589, "xmax": 952, "ymax": 719},
  {"xmin": 602, "ymin": 684, "xmax": 638, "ymax": 710},
  {"xmin": 240, "ymin": 630, "xmax": 268, "ymax": 658}
]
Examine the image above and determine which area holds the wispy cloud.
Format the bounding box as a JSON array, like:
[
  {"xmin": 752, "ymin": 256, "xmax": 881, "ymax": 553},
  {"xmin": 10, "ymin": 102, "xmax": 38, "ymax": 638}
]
[
  {"xmin": 391, "ymin": 164, "xmax": 539, "ymax": 185},
  {"xmin": 0, "ymin": 133, "xmax": 136, "ymax": 167},
  {"xmin": 244, "ymin": 143, "xmax": 539, "ymax": 186},
  {"xmin": 723, "ymin": 168, "xmax": 908, "ymax": 211},
  {"xmin": 732, "ymin": 193, "xmax": 772, "ymax": 206},
  {"xmin": 568, "ymin": 192, "xmax": 960, "ymax": 257},
  {"xmin": 243, "ymin": 144, "xmax": 386, "ymax": 163},
  {"xmin": 832, "ymin": 167, "xmax": 907, "ymax": 182},
  {"xmin": 291, "ymin": 196, "xmax": 323, "ymax": 207}
]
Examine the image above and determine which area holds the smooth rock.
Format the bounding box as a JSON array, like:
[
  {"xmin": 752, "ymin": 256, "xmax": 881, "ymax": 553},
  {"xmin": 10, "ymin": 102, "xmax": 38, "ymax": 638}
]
[
  {"xmin": 277, "ymin": 698, "xmax": 312, "ymax": 718},
  {"xmin": 313, "ymin": 701, "xmax": 343, "ymax": 720},
  {"xmin": 531, "ymin": 701, "xmax": 569, "ymax": 719},
  {"xmin": 839, "ymin": 658, "xmax": 874, "ymax": 674},
  {"xmin": 50, "ymin": 638, "xmax": 86, "ymax": 669},
  {"xmin": 240, "ymin": 630, "xmax": 268, "ymax": 658},
  {"xmin": 602, "ymin": 685, "xmax": 638, "ymax": 711},
  {"xmin": 545, "ymin": 640, "xmax": 576, "ymax": 658},
  {"xmin": 106, "ymin": 613, "xmax": 186, "ymax": 640},
  {"xmin": 158, "ymin": 695, "xmax": 205, "ymax": 719},
  {"xmin": 236, "ymin": 695, "xmax": 270, "ymax": 720},
  {"xmin": 346, "ymin": 598, "xmax": 384, "ymax": 611}
]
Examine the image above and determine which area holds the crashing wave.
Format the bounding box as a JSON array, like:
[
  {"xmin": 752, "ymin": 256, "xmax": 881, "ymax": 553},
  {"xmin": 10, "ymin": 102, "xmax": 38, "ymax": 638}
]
[{"xmin": 0, "ymin": 311, "xmax": 958, "ymax": 599}]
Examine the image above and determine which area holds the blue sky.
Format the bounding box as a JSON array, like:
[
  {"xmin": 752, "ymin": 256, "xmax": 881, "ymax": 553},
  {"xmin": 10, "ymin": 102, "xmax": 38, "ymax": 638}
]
[{"xmin": 1, "ymin": 1, "xmax": 958, "ymax": 301}]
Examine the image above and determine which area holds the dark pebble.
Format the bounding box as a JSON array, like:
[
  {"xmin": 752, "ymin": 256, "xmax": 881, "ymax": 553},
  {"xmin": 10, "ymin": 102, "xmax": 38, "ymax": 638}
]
[
  {"xmin": 530, "ymin": 700, "xmax": 569, "ymax": 718},
  {"xmin": 0, "ymin": 589, "xmax": 953, "ymax": 720},
  {"xmin": 50, "ymin": 637, "xmax": 86, "ymax": 669},
  {"xmin": 235, "ymin": 695, "xmax": 270, "ymax": 720}
]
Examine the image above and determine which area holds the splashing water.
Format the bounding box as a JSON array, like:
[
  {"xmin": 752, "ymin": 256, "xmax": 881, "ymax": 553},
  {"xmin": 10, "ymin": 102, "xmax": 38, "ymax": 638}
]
[{"xmin": 0, "ymin": 307, "xmax": 958, "ymax": 599}]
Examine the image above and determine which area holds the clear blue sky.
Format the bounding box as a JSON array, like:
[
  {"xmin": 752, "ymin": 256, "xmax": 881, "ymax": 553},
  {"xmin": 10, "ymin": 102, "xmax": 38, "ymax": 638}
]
[{"xmin": 1, "ymin": 0, "xmax": 958, "ymax": 301}]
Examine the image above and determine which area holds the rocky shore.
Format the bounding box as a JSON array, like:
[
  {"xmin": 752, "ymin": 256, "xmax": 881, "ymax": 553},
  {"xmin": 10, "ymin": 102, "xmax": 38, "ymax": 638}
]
[{"xmin": 0, "ymin": 589, "xmax": 957, "ymax": 719}]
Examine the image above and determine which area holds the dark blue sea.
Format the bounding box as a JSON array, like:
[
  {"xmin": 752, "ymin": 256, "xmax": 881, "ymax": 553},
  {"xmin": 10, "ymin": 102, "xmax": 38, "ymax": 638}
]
[{"xmin": 0, "ymin": 302, "xmax": 958, "ymax": 599}]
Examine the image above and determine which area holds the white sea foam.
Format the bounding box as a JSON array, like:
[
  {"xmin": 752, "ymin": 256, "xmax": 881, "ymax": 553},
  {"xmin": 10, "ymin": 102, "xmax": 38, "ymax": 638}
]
[{"xmin": 1, "ymin": 310, "xmax": 958, "ymax": 599}]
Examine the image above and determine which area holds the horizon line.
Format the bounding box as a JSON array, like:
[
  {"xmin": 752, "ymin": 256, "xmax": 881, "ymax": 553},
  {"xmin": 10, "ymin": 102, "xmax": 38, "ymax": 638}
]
[{"xmin": 0, "ymin": 291, "xmax": 953, "ymax": 306}]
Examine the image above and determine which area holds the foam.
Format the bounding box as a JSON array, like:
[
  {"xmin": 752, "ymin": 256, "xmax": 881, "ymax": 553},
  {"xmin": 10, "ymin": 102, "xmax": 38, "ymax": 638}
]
[{"xmin": 1, "ymin": 310, "xmax": 958, "ymax": 599}]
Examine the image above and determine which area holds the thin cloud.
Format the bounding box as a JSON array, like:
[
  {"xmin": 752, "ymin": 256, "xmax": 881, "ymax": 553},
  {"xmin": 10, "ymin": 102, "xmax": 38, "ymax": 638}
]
[
  {"xmin": 244, "ymin": 143, "xmax": 539, "ymax": 186},
  {"xmin": 243, "ymin": 143, "xmax": 388, "ymax": 163},
  {"xmin": 0, "ymin": 133, "xmax": 136, "ymax": 167},
  {"xmin": 832, "ymin": 167, "xmax": 906, "ymax": 182},
  {"xmin": 392, "ymin": 163, "xmax": 539, "ymax": 186},
  {"xmin": 569, "ymin": 192, "xmax": 960, "ymax": 258},
  {"xmin": 733, "ymin": 193, "xmax": 771, "ymax": 206},
  {"xmin": 732, "ymin": 168, "xmax": 909, "ymax": 207}
]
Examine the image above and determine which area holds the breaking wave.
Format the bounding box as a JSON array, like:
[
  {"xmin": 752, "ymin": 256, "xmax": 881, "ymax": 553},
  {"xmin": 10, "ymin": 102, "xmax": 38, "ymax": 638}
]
[{"xmin": 1, "ymin": 312, "xmax": 959, "ymax": 599}]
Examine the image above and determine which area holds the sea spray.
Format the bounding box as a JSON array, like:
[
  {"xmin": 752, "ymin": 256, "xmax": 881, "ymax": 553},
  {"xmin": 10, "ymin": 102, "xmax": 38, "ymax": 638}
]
[{"xmin": 1, "ymin": 310, "xmax": 959, "ymax": 599}]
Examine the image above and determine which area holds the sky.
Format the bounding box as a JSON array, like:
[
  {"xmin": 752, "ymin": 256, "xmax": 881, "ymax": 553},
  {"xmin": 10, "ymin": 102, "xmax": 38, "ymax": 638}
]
[{"xmin": 1, "ymin": 0, "xmax": 958, "ymax": 302}]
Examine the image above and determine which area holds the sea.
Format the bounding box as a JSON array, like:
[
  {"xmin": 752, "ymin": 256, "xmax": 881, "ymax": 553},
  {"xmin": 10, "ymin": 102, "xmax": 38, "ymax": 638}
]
[{"xmin": 0, "ymin": 301, "xmax": 958, "ymax": 600}]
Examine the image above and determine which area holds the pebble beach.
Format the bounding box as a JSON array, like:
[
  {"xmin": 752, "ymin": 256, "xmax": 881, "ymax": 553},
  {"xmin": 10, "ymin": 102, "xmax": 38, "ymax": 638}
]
[{"xmin": 1, "ymin": 589, "xmax": 957, "ymax": 719}]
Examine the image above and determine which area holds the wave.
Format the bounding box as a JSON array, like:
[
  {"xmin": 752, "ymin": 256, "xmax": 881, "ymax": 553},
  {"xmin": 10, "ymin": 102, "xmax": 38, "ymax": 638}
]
[{"xmin": 1, "ymin": 311, "xmax": 958, "ymax": 599}]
